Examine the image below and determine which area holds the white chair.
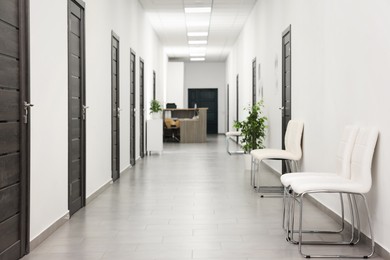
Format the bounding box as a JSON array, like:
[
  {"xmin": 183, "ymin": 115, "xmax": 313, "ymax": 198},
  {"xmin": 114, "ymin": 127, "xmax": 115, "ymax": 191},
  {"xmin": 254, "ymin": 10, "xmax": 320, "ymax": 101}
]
[
  {"xmin": 225, "ymin": 131, "xmax": 244, "ymax": 155},
  {"xmin": 289, "ymin": 127, "xmax": 379, "ymax": 258},
  {"xmin": 281, "ymin": 126, "xmax": 359, "ymax": 243},
  {"xmin": 250, "ymin": 120, "xmax": 304, "ymax": 192}
]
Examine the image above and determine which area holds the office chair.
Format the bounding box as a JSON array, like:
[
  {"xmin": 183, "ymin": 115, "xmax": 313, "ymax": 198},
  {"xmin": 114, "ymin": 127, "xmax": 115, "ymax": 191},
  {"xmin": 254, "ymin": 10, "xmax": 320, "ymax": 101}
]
[{"xmin": 164, "ymin": 118, "xmax": 180, "ymax": 142}]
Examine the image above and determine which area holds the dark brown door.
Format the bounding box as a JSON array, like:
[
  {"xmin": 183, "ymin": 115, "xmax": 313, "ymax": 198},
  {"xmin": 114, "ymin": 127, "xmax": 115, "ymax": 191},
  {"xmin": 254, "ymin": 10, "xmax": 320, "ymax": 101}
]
[
  {"xmin": 130, "ymin": 50, "xmax": 136, "ymax": 166},
  {"xmin": 0, "ymin": 0, "xmax": 30, "ymax": 258},
  {"xmin": 281, "ymin": 25, "xmax": 292, "ymax": 173},
  {"xmin": 68, "ymin": 0, "xmax": 86, "ymax": 216},
  {"xmin": 252, "ymin": 58, "xmax": 256, "ymax": 105},
  {"xmin": 139, "ymin": 58, "xmax": 145, "ymax": 158},
  {"xmin": 188, "ymin": 89, "xmax": 218, "ymax": 134},
  {"xmin": 111, "ymin": 32, "xmax": 120, "ymax": 181}
]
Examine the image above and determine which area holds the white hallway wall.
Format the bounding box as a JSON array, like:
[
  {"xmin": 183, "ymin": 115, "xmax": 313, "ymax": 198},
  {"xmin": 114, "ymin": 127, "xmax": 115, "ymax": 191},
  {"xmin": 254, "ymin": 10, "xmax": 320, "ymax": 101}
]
[
  {"xmin": 29, "ymin": 0, "xmax": 165, "ymax": 240},
  {"xmin": 184, "ymin": 62, "xmax": 226, "ymax": 134},
  {"xmin": 227, "ymin": 0, "xmax": 390, "ymax": 253},
  {"xmin": 166, "ymin": 62, "xmax": 184, "ymax": 108}
]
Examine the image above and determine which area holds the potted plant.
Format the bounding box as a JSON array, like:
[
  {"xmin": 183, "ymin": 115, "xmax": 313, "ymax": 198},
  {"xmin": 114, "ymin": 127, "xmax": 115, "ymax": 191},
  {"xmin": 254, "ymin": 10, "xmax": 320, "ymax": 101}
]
[
  {"xmin": 149, "ymin": 99, "xmax": 162, "ymax": 119},
  {"xmin": 234, "ymin": 100, "xmax": 267, "ymax": 168}
]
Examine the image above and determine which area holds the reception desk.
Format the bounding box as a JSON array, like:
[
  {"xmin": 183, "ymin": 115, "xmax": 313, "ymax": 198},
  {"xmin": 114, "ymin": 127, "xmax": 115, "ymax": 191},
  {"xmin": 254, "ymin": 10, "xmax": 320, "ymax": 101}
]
[{"xmin": 163, "ymin": 108, "xmax": 207, "ymax": 143}]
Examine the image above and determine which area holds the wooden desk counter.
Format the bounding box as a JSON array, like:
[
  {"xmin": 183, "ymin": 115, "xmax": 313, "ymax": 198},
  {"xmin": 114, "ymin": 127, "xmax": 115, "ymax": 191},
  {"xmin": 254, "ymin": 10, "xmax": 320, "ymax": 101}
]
[{"xmin": 163, "ymin": 108, "xmax": 207, "ymax": 143}]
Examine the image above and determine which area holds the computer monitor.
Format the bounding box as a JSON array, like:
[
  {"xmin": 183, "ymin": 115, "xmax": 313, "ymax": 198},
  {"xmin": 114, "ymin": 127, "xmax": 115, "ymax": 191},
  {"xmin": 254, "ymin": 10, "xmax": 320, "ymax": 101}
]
[{"xmin": 166, "ymin": 103, "xmax": 177, "ymax": 109}]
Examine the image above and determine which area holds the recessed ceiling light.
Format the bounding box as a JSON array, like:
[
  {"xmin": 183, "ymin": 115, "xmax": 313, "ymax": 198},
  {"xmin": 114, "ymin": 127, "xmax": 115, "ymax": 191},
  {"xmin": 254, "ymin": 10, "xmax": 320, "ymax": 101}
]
[
  {"xmin": 190, "ymin": 57, "xmax": 205, "ymax": 61},
  {"xmin": 187, "ymin": 32, "xmax": 208, "ymax": 37},
  {"xmin": 184, "ymin": 7, "xmax": 211, "ymax": 13},
  {"xmin": 188, "ymin": 40, "xmax": 207, "ymax": 45}
]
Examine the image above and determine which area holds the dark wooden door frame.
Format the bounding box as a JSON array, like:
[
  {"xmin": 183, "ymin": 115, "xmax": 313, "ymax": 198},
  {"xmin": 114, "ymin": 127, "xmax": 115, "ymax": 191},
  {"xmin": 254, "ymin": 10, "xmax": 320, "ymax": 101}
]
[
  {"xmin": 111, "ymin": 31, "xmax": 120, "ymax": 181},
  {"xmin": 130, "ymin": 49, "xmax": 136, "ymax": 166},
  {"xmin": 20, "ymin": 0, "xmax": 30, "ymax": 253},
  {"xmin": 0, "ymin": 0, "xmax": 30, "ymax": 257},
  {"xmin": 139, "ymin": 58, "xmax": 145, "ymax": 158},
  {"xmin": 252, "ymin": 58, "xmax": 256, "ymax": 105},
  {"xmin": 68, "ymin": 0, "xmax": 86, "ymax": 216},
  {"xmin": 282, "ymin": 24, "xmax": 292, "ymax": 173}
]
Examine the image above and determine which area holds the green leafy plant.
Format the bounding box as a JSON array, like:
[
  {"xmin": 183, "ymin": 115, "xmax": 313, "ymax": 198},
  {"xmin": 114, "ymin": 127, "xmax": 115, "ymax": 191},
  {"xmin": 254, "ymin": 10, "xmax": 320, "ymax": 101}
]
[
  {"xmin": 149, "ymin": 99, "xmax": 162, "ymax": 114},
  {"xmin": 233, "ymin": 100, "xmax": 267, "ymax": 153}
]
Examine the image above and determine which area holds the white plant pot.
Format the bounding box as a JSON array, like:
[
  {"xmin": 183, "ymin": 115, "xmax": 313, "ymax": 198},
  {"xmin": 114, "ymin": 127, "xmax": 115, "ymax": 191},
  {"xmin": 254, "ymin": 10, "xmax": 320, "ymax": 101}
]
[
  {"xmin": 151, "ymin": 112, "xmax": 161, "ymax": 119},
  {"xmin": 244, "ymin": 153, "xmax": 252, "ymax": 170}
]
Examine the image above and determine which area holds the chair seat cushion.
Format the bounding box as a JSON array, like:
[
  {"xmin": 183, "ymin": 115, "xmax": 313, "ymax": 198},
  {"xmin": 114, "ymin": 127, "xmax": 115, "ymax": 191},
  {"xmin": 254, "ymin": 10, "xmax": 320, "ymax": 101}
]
[
  {"xmin": 290, "ymin": 176, "xmax": 369, "ymax": 194},
  {"xmin": 250, "ymin": 149, "xmax": 300, "ymax": 161},
  {"xmin": 225, "ymin": 131, "xmax": 241, "ymax": 137},
  {"xmin": 281, "ymin": 172, "xmax": 337, "ymax": 187}
]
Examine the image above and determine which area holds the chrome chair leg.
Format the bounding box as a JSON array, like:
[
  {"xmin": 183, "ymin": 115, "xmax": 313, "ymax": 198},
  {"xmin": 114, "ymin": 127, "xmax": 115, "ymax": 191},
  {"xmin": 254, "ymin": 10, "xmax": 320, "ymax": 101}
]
[
  {"xmin": 286, "ymin": 192, "xmax": 354, "ymax": 245},
  {"xmin": 297, "ymin": 192, "xmax": 375, "ymax": 258}
]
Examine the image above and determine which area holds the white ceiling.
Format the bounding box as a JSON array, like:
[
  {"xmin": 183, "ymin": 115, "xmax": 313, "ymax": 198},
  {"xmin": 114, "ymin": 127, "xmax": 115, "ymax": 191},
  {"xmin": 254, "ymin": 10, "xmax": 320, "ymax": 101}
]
[{"xmin": 139, "ymin": 0, "xmax": 257, "ymax": 62}]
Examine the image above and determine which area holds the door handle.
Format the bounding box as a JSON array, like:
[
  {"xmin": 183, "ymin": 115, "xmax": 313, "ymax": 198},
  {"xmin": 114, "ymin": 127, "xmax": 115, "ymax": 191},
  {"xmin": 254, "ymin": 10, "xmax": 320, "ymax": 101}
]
[
  {"xmin": 23, "ymin": 101, "xmax": 34, "ymax": 124},
  {"xmin": 278, "ymin": 106, "xmax": 285, "ymax": 110},
  {"xmin": 117, "ymin": 107, "xmax": 121, "ymax": 117},
  {"xmin": 82, "ymin": 105, "xmax": 89, "ymax": 120}
]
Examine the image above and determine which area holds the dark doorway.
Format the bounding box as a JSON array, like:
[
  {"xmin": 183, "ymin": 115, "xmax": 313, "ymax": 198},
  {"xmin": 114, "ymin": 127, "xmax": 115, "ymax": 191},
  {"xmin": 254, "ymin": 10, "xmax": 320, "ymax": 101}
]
[
  {"xmin": 188, "ymin": 89, "xmax": 218, "ymax": 134},
  {"xmin": 282, "ymin": 25, "xmax": 292, "ymax": 173},
  {"xmin": 252, "ymin": 58, "xmax": 257, "ymax": 105},
  {"xmin": 130, "ymin": 50, "xmax": 136, "ymax": 166},
  {"xmin": 0, "ymin": 0, "xmax": 30, "ymax": 258},
  {"xmin": 139, "ymin": 58, "xmax": 145, "ymax": 158},
  {"xmin": 68, "ymin": 0, "xmax": 86, "ymax": 216},
  {"xmin": 111, "ymin": 31, "xmax": 120, "ymax": 181},
  {"xmin": 153, "ymin": 70, "xmax": 156, "ymax": 100}
]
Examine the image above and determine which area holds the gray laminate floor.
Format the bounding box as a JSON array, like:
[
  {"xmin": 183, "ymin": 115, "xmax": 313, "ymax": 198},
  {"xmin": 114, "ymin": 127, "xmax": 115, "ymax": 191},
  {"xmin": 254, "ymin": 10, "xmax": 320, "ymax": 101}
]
[{"xmin": 23, "ymin": 135, "xmax": 383, "ymax": 259}]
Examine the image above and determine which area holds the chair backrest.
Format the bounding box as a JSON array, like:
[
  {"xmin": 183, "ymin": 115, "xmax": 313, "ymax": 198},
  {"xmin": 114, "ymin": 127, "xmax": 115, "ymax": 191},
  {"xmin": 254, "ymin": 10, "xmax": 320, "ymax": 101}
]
[
  {"xmin": 335, "ymin": 126, "xmax": 359, "ymax": 178},
  {"xmin": 165, "ymin": 118, "xmax": 179, "ymax": 128},
  {"xmin": 350, "ymin": 127, "xmax": 379, "ymax": 193},
  {"xmin": 284, "ymin": 120, "xmax": 304, "ymax": 159}
]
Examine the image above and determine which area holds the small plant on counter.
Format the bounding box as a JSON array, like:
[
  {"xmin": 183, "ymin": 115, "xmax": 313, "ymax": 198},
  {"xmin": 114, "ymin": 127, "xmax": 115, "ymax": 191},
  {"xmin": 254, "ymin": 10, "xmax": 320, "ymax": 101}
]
[{"xmin": 149, "ymin": 99, "xmax": 162, "ymax": 114}]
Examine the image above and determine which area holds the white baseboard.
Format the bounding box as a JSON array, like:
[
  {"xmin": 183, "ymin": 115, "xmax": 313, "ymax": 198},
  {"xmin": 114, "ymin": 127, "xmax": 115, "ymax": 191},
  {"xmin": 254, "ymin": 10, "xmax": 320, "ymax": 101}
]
[
  {"xmin": 86, "ymin": 179, "xmax": 113, "ymax": 205},
  {"xmin": 30, "ymin": 212, "xmax": 69, "ymax": 251}
]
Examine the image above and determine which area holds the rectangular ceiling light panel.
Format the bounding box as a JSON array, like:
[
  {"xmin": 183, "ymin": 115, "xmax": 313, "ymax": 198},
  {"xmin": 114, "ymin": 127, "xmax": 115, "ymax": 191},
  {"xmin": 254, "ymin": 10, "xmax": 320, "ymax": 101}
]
[
  {"xmin": 184, "ymin": 7, "xmax": 211, "ymax": 13},
  {"xmin": 190, "ymin": 57, "xmax": 205, "ymax": 61}
]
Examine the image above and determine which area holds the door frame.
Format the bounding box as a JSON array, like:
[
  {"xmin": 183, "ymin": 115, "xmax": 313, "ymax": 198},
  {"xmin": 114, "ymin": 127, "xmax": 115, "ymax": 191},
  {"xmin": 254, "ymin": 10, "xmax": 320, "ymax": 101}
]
[
  {"xmin": 281, "ymin": 24, "xmax": 291, "ymax": 149},
  {"xmin": 281, "ymin": 24, "xmax": 292, "ymax": 174},
  {"xmin": 111, "ymin": 31, "xmax": 120, "ymax": 181},
  {"xmin": 68, "ymin": 0, "xmax": 86, "ymax": 215},
  {"xmin": 139, "ymin": 58, "xmax": 145, "ymax": 158},
  {"xmin": 20, "ymin": 0, "xmax": 30, "ymax": 253},
  {"xmin": 130, "ymin": 49, "xmax": 136, "ymax": 166}
]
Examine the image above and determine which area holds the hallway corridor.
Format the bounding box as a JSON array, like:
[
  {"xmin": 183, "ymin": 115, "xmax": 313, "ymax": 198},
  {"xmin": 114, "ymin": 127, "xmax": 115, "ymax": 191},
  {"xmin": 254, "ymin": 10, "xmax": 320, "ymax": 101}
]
[{"xmin": 23, "ymin": 136, "xmax": 382, "ymax": 259}]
